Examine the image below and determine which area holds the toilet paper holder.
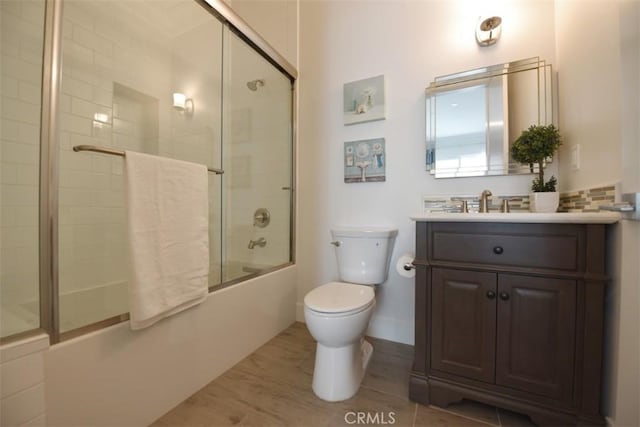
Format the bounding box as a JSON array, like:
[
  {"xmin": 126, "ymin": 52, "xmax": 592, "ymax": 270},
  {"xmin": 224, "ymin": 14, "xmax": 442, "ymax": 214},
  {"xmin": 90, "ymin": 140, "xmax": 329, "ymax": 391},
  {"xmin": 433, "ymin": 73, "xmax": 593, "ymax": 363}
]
[{"xmin": 397, "ymin": 254, "xmax": 416, "ymax": 278}]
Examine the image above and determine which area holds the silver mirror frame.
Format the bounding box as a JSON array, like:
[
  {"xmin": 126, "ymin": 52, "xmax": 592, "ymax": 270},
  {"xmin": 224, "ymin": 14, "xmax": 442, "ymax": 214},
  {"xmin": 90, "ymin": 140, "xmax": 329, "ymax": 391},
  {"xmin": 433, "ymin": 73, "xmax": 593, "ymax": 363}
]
[{"xmin": 426, "ymin": 57, "xmax": 553, "ymax": 178}]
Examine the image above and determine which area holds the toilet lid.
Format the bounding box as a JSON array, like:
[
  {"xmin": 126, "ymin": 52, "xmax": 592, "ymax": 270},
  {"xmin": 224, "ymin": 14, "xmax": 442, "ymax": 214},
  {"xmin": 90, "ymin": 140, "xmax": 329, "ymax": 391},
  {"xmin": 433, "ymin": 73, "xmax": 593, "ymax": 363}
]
[{"xmin": 304, "ymin": 282, "xmax": 375, "ymax": 313}]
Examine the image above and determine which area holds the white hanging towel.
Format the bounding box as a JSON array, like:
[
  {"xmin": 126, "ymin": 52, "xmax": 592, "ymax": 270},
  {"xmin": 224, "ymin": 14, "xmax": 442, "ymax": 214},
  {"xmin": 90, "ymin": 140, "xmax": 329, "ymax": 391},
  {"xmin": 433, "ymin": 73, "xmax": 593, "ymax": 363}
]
[{"xmin": 125, "ymin": 151, "xmax": 209, "ymax": 330}]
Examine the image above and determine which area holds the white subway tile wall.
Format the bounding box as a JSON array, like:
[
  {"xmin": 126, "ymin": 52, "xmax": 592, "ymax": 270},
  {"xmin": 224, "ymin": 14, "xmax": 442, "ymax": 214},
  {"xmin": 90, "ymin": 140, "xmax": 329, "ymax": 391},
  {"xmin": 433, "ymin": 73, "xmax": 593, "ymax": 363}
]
[
  {"xmin": 0, "ymin": 334, "xmax": 49, "ymax": 427},
  {"xmin": 0, "ymin": 0, "xmax": 45, "ymax": 338}
]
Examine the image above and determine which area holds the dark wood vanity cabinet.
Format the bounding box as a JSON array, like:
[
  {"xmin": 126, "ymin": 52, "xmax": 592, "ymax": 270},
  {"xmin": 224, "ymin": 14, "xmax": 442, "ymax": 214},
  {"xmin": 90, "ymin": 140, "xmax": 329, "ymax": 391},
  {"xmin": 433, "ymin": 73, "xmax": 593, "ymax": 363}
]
[{"xmin": 410, "ymin": 222, "xmax": 607, "ymax": 426}]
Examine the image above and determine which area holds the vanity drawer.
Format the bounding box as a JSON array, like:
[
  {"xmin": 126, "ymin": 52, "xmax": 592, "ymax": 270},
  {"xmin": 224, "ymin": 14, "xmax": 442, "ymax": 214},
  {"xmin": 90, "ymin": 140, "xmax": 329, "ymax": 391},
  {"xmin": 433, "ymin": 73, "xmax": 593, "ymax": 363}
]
[{"xmin": 429, "ymin": 223, "xmax": 582, "ymax": 272}]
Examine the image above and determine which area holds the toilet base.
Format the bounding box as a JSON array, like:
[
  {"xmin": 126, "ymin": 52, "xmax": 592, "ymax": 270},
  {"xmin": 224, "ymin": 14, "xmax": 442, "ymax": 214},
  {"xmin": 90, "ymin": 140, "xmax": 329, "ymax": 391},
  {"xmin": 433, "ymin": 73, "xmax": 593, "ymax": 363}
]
[{"xmin": 312, "ymin": 338, "xmax": 373, "ymax": 402}]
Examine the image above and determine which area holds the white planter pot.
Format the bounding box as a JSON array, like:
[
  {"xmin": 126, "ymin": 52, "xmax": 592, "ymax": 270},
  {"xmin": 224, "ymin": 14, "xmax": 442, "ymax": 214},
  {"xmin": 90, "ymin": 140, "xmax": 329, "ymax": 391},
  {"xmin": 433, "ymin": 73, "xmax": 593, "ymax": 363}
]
[{"xmin": 529, "ymin": 192, "xmax": 559, "ymax": 213}]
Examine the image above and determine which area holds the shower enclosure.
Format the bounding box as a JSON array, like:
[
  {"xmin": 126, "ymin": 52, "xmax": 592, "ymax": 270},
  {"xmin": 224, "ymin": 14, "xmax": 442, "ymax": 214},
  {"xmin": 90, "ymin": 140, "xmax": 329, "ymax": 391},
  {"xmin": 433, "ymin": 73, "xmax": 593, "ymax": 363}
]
[{"xmin": 1, "ymin": 0, "xmax": 296, "ymax": 342}]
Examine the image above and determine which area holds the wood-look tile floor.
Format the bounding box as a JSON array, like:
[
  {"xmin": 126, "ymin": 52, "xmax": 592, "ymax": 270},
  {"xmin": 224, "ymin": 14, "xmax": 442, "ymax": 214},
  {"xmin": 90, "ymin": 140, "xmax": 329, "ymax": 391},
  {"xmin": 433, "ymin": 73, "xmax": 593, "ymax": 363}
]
[{"xmin": 152, "ymin": 322, "xmax": 536, "ymax": 427}]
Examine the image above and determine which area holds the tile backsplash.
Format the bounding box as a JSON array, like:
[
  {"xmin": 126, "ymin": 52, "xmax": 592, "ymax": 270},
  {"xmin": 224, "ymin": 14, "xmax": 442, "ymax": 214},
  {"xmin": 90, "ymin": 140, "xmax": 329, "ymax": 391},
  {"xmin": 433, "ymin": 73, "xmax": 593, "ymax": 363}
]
[
  {"xmin": 422, "ymin": 194, "xmax": 530, "ymax": 213},
  {"xmin": 422, "ymin": 184, "xmax": 617, "ymax": 214},
  {"xmin": 559, "ymin": 185, "xmax": 616, "ymax": 212}
]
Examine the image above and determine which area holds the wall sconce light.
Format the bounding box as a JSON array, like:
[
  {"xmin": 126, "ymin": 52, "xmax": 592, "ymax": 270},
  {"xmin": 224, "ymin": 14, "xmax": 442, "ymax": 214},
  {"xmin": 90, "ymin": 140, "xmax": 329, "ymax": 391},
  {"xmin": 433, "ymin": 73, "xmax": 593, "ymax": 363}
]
[
  {"xmin": 476, "ymin": 16, "xmax": 502, "ymax": 46},
  {"xmin": 92, "ymin": 112, "xmax": 111, "ymax": 129},
  {"xmin": 172, "ymin": 92, "xmax": 194, "ymax": 116}
]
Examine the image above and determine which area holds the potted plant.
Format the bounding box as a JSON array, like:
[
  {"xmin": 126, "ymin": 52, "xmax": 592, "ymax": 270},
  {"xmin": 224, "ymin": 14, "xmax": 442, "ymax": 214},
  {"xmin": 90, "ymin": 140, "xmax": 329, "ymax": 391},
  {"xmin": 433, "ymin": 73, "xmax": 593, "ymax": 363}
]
[{"xmin": 511, "ymin": 124, "xmax": 562, "ymax": 212}]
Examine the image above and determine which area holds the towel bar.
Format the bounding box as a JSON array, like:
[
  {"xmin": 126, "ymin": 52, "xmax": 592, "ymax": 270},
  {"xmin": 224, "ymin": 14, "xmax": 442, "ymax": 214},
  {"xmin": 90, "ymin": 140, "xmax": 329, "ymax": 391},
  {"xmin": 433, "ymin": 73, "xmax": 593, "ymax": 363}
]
[{"xmin": 72, "ymin": 145, "xmax": 224, "ymax": 175}]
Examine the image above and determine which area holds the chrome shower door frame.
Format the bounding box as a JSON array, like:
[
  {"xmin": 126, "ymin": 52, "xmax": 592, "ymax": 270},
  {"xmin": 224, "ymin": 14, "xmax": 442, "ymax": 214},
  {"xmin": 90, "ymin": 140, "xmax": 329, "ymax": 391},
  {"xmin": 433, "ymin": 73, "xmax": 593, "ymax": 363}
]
[
  {"xmin": 38, "ymin": 0, "xmax": 297, "ymax": 344},
  {"xmin": 39, "ymin": 0, "xmax": 64, "ymax": 344}
]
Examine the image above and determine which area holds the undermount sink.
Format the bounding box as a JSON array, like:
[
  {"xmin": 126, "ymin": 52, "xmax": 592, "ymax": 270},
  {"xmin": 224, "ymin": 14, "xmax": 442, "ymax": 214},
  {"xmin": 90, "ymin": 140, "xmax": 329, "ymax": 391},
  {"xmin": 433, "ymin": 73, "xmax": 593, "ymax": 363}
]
[{"xmin": 410, "ymin": 211, "xmax": 621, "ymax": 224}]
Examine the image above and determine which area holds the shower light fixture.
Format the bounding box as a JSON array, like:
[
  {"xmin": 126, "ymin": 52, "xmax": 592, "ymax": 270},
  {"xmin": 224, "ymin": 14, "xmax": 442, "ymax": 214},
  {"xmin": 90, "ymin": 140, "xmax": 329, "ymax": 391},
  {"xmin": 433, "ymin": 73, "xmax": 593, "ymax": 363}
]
[
  {"xmin": 93, "ymin": 112, "xmax": 110, "ymax": 124},
  {"xmin": 476, "ymin": 16, "xmax": 502, "ymax": 46},
  {"xmin": 172, "ymin": 92, "xmax": 194, "ymax": 115},
  {"xmin": 92, "ymin": 112, "xmax": 111, "ymax": 129}
]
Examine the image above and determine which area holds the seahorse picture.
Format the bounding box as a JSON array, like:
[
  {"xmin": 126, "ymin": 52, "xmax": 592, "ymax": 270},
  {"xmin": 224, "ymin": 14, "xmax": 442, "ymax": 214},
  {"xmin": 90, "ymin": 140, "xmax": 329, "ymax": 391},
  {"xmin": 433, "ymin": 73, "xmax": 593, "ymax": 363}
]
[{"xmin": 343, "ymin": 75, "xmax": 386, "ymax": 126}]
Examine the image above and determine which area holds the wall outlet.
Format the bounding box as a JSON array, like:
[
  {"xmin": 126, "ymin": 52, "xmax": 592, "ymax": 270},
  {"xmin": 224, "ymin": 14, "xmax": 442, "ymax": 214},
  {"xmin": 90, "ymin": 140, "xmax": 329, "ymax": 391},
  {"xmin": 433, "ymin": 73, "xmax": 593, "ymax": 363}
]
[{"xmin": 571, "ymin": 144, "xmax": 581, "ymax": 170}]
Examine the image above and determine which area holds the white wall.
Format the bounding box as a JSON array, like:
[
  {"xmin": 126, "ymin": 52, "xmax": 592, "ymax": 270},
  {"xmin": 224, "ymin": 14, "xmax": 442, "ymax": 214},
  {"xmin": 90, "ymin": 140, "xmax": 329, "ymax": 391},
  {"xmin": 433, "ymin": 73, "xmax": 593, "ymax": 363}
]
[
  {"xmin": 44, "ymin": 267, "xmax": 296, "ymax": 427},
  {"xmin": 555, "ymin": 1, "xmax": 622, "ymax": 192},
  {"xmin": 555, "ymin": 1, "xmax": 639, "ymax": 426},
  {"xmin": 298, "ymin": 0, "xmax": 557, "ymax": 344}
]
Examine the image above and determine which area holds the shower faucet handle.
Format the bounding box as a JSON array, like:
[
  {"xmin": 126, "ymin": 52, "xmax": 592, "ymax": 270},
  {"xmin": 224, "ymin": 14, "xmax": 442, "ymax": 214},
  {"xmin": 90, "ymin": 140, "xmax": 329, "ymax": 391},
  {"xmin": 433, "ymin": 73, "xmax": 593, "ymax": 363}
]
[{"xmin": 253, "ymin": 208, "xmax": 270, "ymax": 228}]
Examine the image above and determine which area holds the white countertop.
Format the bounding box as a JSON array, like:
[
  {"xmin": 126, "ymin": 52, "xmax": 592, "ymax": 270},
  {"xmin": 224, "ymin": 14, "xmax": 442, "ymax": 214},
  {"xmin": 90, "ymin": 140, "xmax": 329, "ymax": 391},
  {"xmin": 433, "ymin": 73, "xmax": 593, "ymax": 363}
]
[{"xmin": 410, "ymin": 212, "xmax": 621, "ymax": 224}]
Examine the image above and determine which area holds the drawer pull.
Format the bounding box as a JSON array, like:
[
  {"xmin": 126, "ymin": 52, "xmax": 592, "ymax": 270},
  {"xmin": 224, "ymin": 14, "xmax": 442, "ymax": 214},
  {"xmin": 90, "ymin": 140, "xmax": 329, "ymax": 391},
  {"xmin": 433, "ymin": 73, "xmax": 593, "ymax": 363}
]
[
  {"xmin": 493, "ymin": 246, "xmax": 504, "ymax": 255},
  {"xmin": 486, "ymin": 290, "xmax": 496, "ymax": 299},
  {"xmin": 499, "ymin": 292, "xmax": 510, "ymax": 301}
]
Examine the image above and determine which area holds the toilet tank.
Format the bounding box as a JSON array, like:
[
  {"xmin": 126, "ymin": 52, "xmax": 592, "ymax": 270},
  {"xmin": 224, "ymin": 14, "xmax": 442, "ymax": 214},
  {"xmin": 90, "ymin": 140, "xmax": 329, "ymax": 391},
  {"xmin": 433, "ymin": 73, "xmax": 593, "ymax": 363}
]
[{"xmin": 331, "ymin": 227, "xmax": 398, "ymax": 285}]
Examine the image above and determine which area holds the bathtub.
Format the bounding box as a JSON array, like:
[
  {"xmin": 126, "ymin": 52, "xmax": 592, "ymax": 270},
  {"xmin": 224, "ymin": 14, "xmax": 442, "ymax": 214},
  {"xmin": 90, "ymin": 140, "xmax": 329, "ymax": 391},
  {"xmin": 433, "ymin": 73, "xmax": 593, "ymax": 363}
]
[{"xmin": 43, "ymin": 265, "xmax": 297, "ymax": 426}]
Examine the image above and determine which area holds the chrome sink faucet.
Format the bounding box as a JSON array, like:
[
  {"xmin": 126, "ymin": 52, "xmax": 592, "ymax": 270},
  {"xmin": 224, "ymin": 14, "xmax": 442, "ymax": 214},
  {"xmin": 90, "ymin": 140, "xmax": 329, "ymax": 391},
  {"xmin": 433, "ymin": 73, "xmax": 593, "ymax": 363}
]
[
  {"xmin": 479, "ymin": 190, "xmax": 492, "ymax": 213},
  {"xmin": 248, "ymin": 237, "xmax": 266, "ymax": 249}
]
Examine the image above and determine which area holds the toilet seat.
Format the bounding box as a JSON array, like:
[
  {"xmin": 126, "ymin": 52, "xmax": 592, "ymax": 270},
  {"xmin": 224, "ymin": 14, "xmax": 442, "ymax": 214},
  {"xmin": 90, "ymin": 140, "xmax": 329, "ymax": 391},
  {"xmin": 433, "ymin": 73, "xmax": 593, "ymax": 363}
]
[
  {"xmin": 305, "ymin": 300, "xmax": 375, "ymax": 318},
  {"xmin": 304, "ymin": 282, "xmax": 375, "ymax": 314}
]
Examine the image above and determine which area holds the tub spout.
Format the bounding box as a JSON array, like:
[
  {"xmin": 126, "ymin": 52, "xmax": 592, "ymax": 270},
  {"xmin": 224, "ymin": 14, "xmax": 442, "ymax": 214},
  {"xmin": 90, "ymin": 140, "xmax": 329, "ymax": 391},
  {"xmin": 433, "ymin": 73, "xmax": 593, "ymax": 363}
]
[{"xmin": 248, "ymin": 237, "xmax": 267, "ymax": 249}]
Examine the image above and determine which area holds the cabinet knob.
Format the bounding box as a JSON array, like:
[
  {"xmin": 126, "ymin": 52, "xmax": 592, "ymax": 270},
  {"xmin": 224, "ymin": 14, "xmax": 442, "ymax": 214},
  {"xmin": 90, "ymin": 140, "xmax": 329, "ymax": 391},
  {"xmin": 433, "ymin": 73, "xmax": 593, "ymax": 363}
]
[
  {"xmin": 486, "ymin": 290, "xmax": 496, "ymax": 299},
  {"xmin": 499, "ymin": 292, "xmax": 510, "ymax": 301},
  {"xmin": 493, "ymin": 246, "xmax": 504, "ymax": 255}
]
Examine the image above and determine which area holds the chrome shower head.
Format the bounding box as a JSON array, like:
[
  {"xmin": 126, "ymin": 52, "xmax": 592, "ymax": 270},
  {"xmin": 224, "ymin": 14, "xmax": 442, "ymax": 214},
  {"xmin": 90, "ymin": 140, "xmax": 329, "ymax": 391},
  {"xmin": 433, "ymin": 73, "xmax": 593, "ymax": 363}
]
[{"xmin": 247, "ymin": 79, "xmax": 265, "ymax": 91}]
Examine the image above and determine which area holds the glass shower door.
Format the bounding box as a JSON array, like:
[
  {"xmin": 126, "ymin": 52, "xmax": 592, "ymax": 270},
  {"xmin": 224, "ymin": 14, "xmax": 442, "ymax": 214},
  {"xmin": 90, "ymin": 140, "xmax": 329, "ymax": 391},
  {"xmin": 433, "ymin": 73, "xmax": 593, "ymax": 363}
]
[
  {"xmin": 56, "ymin": 0, "xmax": 224, "ymax": 334},
  {"xmin": 2, "ymin": 0, "xmax": 295, "ymax": 342},
  {"xmin": 221, "ymin": 29, "xmax": 293, "ymax": 283},
  {"xmin": 0, "ymin": 0, "xmax": 46, "ymax": 339}
]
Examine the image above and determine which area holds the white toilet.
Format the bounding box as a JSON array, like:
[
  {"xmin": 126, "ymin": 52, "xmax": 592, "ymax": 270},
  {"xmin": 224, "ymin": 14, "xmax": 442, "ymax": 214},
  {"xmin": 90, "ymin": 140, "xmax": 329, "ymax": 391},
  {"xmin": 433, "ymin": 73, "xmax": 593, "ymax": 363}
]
[{"xmin": 304, "ymin": 227, "xmax": 398, "ymax": 402}]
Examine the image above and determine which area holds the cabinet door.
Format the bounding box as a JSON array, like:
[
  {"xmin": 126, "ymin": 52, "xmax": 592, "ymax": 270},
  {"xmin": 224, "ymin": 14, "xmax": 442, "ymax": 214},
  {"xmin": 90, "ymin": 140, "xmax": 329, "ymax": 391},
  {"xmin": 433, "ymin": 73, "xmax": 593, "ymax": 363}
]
[
  {"xmin": 431, "ymin": 268, "xmax": 497, "ymax": 383},
  {"xmin": 496, "ymin": 274, "xmax": 576, "ymax": 401}
]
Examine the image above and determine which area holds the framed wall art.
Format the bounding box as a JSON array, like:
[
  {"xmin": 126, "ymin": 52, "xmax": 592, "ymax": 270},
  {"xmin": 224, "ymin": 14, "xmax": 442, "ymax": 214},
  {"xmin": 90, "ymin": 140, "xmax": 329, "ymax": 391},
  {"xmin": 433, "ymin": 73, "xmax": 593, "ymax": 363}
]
[
  {"xmin": 343, "ymin": 75, "xmax": 386, "ymax": 125},
  {"xmin": 344, "ymin": 138, "xmax": 385, "ymax": 183}
]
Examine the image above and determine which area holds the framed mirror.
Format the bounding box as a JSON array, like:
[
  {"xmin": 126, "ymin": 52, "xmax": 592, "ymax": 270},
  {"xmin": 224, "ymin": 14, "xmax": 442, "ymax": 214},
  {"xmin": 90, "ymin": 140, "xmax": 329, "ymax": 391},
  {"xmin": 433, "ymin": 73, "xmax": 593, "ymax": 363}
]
[{"xmin": 426, "ymin": 57, "xmax": 553, "ymax": 178}]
